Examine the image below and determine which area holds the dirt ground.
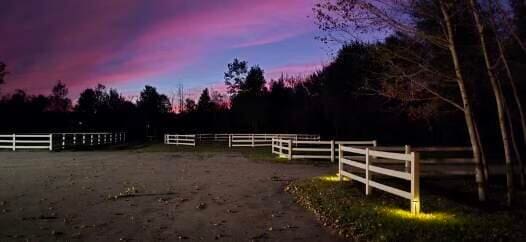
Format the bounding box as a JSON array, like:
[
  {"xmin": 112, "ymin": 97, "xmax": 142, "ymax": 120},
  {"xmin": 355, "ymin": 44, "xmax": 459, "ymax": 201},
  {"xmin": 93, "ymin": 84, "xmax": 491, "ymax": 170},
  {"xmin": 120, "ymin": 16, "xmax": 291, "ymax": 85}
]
[{"xmin": 0, "ymin": 148, "xmax": 344, "ymax": 241}]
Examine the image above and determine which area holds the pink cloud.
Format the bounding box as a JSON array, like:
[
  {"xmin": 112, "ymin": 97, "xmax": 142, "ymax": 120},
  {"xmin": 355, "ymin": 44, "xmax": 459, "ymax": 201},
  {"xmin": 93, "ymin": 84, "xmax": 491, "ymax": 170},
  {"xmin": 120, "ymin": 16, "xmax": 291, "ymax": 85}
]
[{"xmin": 0, "ymin": 0, "xmax": 318, "ymax": 98}]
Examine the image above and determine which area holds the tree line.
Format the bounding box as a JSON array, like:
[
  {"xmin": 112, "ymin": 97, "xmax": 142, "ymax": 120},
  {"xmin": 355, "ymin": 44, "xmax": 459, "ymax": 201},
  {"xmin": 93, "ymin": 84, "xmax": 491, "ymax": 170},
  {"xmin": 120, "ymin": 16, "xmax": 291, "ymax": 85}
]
[{"xmin": 312, "ymin": 0, "xmax": 526, "ymax": 205}]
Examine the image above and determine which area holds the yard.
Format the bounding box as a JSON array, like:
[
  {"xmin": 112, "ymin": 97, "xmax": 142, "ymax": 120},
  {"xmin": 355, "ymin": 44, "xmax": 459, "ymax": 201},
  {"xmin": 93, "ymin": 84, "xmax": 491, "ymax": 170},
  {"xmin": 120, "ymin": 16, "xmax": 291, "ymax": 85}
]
[
  {"xmin": 1, "ymin": 143, "xmax": 525, "ymax": 241},
  {"xmin": 0, "ymin": 144, "xmax": 342, "ymax": 241}
]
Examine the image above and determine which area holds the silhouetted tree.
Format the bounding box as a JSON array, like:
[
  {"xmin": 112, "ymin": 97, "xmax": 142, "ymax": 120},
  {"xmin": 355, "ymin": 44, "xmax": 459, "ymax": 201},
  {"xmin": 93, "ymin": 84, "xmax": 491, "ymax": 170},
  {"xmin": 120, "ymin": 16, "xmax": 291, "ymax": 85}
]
[
  {"xmin": 47, "ymin": 81, "xmax": 71, "ymax": 112},
  {"xmin": 211, "ymin": 90, "xmax": 228, "ymax": 110},
  {"xmin": 76, "ymin": 88, "xmax": 97, "ymax": 114},
  {"xmin": 184, "ymin": 98, "xmax": 197, "ymax": 113},
  {"xmin": 137, "ymin": 85, "xmax": 171, "ymax": 115},
  {"xmin": 225, "ymin": 58, "xmax": 248, "ymax": 96},
  {"xmin": 197, "ymin": 88, "xmax": 213, "ymax": 112},
  {"xmin": 243, "ymin": 66, "xmax": 266, "ymax": 94},
  {"xmin": 0, "ymin": 62, "xmax": 7, "ymax": 86}
]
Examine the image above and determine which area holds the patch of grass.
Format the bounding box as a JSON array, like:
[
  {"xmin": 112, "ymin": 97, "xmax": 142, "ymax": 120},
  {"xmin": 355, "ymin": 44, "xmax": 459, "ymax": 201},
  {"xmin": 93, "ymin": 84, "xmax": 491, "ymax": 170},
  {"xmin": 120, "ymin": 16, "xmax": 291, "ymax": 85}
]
[{"xmin": 286, "ymin": 175, "xmax": 526, "ymax": 241}]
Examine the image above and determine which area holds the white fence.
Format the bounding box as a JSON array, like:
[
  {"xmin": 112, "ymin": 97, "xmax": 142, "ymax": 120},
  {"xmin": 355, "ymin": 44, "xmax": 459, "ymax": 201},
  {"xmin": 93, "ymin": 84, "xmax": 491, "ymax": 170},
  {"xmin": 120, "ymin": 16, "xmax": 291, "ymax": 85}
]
[
  {"xmin": 0, "ymin": 132, "xmax": 127, "ymax": 151},
  {"xmin": 56, "ymin": 132, "xmax": 127, "ymax": 149},
  {"xmin": 164, "ymin": 134, "xmax": 196, "ymax": 146},
  {"xmin": 0, "ymin": 134, "xmax": 53, "ymax": 151},
  {"xmin": 338, "ymin": 145, "xmax": 420, "ymax": 214},
  {"xmin": 272, "ymin": 138, "xmax": 377, "ymax": 162},
  {"xmin": 196, "ymin": 133, "xmax": 230, "ymax": 142},
  {"xmin": 371, "ymin": 146, "xmax": 474, "ymax": 176},
  {"xmin": 229, "ymin": 134, "xmax": 320, "ymax": 147}
]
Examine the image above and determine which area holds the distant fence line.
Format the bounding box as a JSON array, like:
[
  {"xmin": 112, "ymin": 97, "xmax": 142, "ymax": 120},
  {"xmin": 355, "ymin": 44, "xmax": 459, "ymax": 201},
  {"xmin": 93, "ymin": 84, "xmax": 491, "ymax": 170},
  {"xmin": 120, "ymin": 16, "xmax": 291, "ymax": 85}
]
[
  {"xmin": 164, "ymin": 134, "xmax": 196, "ymax": 146},
  {"xmin": 272, "ymin": 138, "xmax": 377, "ymax": 162},
  {"xmin": 56, "ymin": 132, "xmax": 127, "ymax": 150},
  {"xmin": 163, "ymin": 133, "xmax": 321, "ymax": 148},
  {"xmin": 0, "ymin": 132, "xmax": 127, "ymax": 151},
  {"xmin": 229, "ymin": 134, "xmax": 320, "ymax": 147},
  {"xmin": 195, "ymin": 133, "xmax": 230, "ymax": 142}
]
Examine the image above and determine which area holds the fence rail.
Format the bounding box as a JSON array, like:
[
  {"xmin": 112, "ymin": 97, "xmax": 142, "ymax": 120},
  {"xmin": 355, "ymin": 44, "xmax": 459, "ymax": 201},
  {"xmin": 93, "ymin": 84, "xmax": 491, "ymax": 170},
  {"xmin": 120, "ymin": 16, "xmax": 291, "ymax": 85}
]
[
  {"xmin": 272, "ymin": 138, "xmax": 377, "ymax": 162},
  {"xmin": 338, "ymin": 145, "xmax": 420, "ymax": 214},
  {"xmin": 229, "ymin": 134, "xmax": 320, "ymax": 147},
  {"xmin": 1, "ymin": 132, "xmax": 127, "ymax": 151},
  {"xmin": 196, "ymin": 133, "xmax": 230, "ymax": 142},
  {"xmin": 56, "ymin": 132, "xmax": 127, "ymax": 149},
  {"xmin": 164, "ymin": 134, "xmax": 196, "ymax": 146},
  {"xmin": 366, "ymin": 146, "xmax": 474, "ymax": 175},
  {"xmin": 0, "ymin": 134, "xmax": 53, "ymax": 150}
]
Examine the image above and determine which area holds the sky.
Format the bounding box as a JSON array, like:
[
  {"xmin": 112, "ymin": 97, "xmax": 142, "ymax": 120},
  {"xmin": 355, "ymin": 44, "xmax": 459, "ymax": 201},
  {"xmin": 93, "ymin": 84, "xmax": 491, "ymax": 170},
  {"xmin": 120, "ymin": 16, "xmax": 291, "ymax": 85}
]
[{"xmin": 0, "ymin": 0, "xmax": 333, "ymax": 100}]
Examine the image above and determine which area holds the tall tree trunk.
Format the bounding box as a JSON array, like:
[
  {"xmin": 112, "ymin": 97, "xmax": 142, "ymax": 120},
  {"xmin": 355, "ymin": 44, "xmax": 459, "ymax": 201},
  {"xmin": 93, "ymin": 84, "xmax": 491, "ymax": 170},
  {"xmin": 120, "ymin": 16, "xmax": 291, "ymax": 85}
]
[
  {"xmin": 488, "ymin": 1, "xmax": 526, "ymax": 187},
  {"xmin": 468, "ymin": 0, "xmax": 514, "ymax": 206},
  {"xmin": 440, "ymin": 1, "xmax": 486, "ymax": 202},
  {"xmin": 505, "ymin": 100, "xmax": 525, "ymax": 187},
  {"xmin": 474, "ymin": 118, "xmax": 489, "ymax": 181}
]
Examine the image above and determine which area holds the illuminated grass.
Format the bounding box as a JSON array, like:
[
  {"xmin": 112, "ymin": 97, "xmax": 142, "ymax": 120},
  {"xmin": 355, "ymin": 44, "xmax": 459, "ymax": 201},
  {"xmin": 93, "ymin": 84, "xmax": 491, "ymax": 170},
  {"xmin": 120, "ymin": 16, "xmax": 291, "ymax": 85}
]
[{"xmin": 286, "ymin": 175, "xmax": 526, "ymax": 241}]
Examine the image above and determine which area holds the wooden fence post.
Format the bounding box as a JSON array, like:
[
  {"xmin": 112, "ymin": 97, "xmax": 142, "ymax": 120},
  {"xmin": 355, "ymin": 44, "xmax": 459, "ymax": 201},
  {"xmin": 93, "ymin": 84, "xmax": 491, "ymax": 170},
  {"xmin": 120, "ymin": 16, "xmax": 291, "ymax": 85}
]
[
  {"xmin": 411, "ymin": 152, "xmax": 421, "ymax": 214},
  {"xmin": 405, "ymin": 145, "xmax": 411, "ymax": 173},
  {"xmin": 49, "ymin": 134, "xmax": 53, "ymax": 151},
  {"xmin": 338, "ymin": 144, "xmax": 343, "ymax": 181},
  {"xmin": 373, "ymin": 140, "xmax": 378, "ymax": 147},
  {"xmin": 90, "ymin": 134, "xmax": 94, "ymax": 146},
  {"xmin": 330, "ymin": 140, "xmax": 335, "ymax": 163},
  {"xmin": 278, "ymin": 139, "xmax": 282, "ymax": 157},
  {"xmin": 288, "ymin": 139, "xmax": 292, "ymax": 160},
  {"xmin": 12, "ymin": 134, "xmax": 16, "ymax": 151},
  {"xmin": 62, "ymin": 134, "xmax": 66, "ymax": 149},
  {"xmin": 365, "ymin": 148, "xmax": 372, "ymax": 195},
  {"xmin": 73, "ymin": 135, "xmax": 76, "ymax": 145},
  {"xmin": 251, "ymin": 134, "xmax": 255, "ymax": 148}
]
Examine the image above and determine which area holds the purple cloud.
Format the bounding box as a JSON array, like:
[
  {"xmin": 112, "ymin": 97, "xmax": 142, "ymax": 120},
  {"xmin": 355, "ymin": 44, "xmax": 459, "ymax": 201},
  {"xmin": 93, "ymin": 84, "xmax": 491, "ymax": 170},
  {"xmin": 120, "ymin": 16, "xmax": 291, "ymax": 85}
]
[{"xmin": 0, "ymin": 0, "xmax": 322, "ymax": 97}]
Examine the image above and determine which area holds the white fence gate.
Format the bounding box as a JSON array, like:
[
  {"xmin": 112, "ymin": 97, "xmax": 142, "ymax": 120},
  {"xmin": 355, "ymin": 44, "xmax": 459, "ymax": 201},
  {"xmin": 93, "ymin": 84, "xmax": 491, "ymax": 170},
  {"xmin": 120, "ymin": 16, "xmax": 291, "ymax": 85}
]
[
  {"xmin": 272, "ymin": 138, "xmax": 376, "ymax": 162},
  {"xmin": 164, "ymin": 134, "xmax": 196, "ymax": 146},
  {"xmin": 0, "ymin": 134, "xmax": 53, "ymax": 151},
  {"xmin": 338, "ymin": 145, "xmax": 420, "ymax": 214}
]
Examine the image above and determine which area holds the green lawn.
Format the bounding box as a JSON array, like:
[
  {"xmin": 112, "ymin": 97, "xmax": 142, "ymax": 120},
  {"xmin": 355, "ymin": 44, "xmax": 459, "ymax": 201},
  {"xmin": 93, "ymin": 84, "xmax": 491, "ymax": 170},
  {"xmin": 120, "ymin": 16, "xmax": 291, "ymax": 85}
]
[{"xmin": 286, "ymin": 175, "xmax": 526, "ymax": 241}]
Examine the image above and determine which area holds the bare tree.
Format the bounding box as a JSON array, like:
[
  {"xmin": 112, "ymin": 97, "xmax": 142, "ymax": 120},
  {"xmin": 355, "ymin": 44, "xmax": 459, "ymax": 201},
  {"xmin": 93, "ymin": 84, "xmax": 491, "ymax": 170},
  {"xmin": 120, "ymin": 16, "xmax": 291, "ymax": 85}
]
[
  {"xmin": 314, "ymin": 0, "xmax": 488, "ymax": 201},
  {"xmin": 467, "ymin": 0, "xmax": 515, "ymax": 205},
  {"xmin": 488, "ymin": 0, "xmax": 526, "ymax": 188},
  {"xmin": 177, "ymin": 83, "xmax": 185, "ymax": 113}
]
